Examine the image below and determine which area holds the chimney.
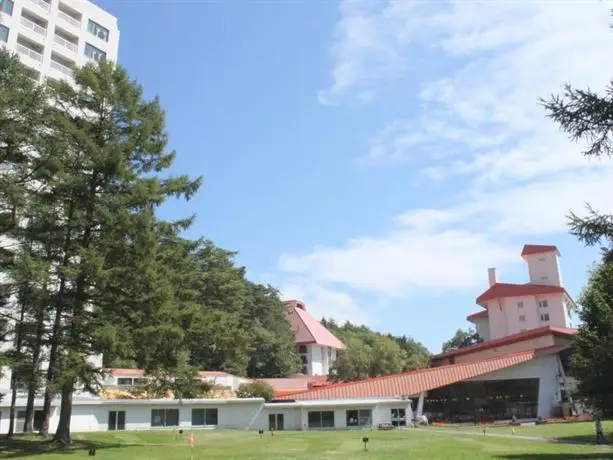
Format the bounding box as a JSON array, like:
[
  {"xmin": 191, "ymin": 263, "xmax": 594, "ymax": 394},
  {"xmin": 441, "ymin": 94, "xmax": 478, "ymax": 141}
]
[{"xmin": 488, "ymin": 268, "xmax": 497, "ymax": 287}]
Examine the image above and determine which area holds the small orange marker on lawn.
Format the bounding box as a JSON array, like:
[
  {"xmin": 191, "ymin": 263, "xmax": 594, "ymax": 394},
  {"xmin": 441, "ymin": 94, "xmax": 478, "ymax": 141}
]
[{"xmin": 188, "ymin": 432, "xmax": 195, "ymax": 448}]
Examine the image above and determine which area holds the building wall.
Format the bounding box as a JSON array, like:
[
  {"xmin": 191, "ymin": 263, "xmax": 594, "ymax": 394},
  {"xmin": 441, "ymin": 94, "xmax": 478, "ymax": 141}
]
[
  {"xmin": 1, "ymin": 0, "xmax": 119, "ymax": 82},
  {"xmin": 487, "ymin": 293, "xmax": 568, "ymax": 340},
  {"xmin": 525, "ymin": 252, "xmax": 562, "ymax": 287},
  {"xmin": 469, "ymin": 354, "xmax": 561, "ymax": 418},
  {"xmin": 306, "ymin": 344, "xmax": 336, "ymax": 376},
  {"xmin": 0, "ymin": 399, "xmax": 411, "ymax": 433},
  {"xmin": 472, "ymin": 317, "xmax": 491, "ymax": 341}
]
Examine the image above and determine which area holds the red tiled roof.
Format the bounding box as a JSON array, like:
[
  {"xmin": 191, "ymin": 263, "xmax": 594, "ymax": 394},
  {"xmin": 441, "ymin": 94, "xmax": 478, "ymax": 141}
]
[
  {"xmin": 467, "ymin": 310, "xmax": 488, "ymax": 321},
  {"xmin": 198, "ymin": 371, "xmax": 229, "ymax": 377},
  {"xmin": 284, "ymin": 300, "xmax": 345, "ymax": 349},
  {"xmin": 476, "ymin": 283, "xmax": 568, "ymax": 306},
  {"xmin": 275, "ymin": 350, "xmax": 544, "ymax": 401},
  {"xmin": 431, "ymin": 326, "xmax": 576, "ymax": 360},
  {"xmin": 106, "ymin": 368, "xmax": 145, "ymax": 376},
  {"xmin": 521, "ymin": 244, "xmax": 559, "ymax": 257}
]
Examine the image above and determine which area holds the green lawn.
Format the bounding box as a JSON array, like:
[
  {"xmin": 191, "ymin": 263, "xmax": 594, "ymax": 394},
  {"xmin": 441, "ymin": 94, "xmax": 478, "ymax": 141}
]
[
  {"xmin": 1, "ymin": 424, "xmax": 612, "ymax": 459},
  {"xmin": 453, "ymin": 420, "xmax": 613, "ymax": 443}
]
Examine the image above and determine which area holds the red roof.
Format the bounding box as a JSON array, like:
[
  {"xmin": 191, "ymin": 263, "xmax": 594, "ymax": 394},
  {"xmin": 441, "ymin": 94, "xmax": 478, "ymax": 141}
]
[
  {"xmin": 431, "ymin": 326, "xmax": 576, "ymax": 360},
  {"xmin": 467, "ymin": 310, "xmax": 488, "ymax": 321},
  {"xmin": 476, "ymin": 283, "xmax": 569, "ymax": 306},
  {"xmin": 275, "ymin": 349, "xmax": 552, "ymax": 401},
  {"xmin": 198, "ymin": 371, "xmax": 229, "ymax": 377},
  {"xmin": 284, "ymin": 300, "xmax": 345, "ymax": 349},
  {"xmin": 521, "ymin": 244, "xmax": 559, "ymax": 257},
  {"xmin": 106, "ymin": 368, "xmax": 145, "ymax": 376}
]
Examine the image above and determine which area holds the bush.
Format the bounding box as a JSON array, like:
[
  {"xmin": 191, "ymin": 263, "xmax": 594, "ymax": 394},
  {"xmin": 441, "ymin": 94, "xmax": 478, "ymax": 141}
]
[{"xmin": 236, "ymin": 381, "xmax": 275, "ymax": 401}]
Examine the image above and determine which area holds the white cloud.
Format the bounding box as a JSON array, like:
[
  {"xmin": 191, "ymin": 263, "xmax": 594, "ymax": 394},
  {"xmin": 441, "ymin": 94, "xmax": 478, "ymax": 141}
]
[{"xmin": 292, "ymin": 0, "xmax": 613, "ymax": 326}]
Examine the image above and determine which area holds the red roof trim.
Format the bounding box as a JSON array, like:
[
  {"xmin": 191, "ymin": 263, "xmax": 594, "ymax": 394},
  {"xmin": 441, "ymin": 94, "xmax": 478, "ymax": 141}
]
[
  {"xmin": 431, "ymin": 326, "xmax": 576, "ymax": 360},
  {"xmin": 475, "ymin": 283, "xmax": 570, "ymax": 306},
  {"xmin": 521, "ymin": 244, "xmax": 559, "ymax": 257},
  {"xmin": 467, "ymin": 310, "xmax": 488, "ymax": 321}
]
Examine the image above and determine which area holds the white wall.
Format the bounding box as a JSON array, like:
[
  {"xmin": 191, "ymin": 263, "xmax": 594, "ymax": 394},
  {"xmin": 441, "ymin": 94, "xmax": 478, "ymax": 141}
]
[
  {"xmin": 306, "ymin": 345, "xmax": 337, "ymax": 376},
  {"xmin": 525, "ymin": 252, "xmax": 562, "ymax": 287},
  {"xmin": 472, "ymin": 317, "xmax": 491, "ymax": 341},
  {"xmin": 488, "ymin": 293, "xmax": 568, "ymax": 339}
]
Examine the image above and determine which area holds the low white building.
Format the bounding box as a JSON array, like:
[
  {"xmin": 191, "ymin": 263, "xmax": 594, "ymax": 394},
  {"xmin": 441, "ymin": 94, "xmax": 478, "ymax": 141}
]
[{"xmin": 0, "ymin": 396, "xmax": 412, "ymax": 433}]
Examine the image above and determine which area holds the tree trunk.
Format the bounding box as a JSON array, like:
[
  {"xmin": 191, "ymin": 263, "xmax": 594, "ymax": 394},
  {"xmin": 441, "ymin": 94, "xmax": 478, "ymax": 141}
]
[
  {"xmin": 7, "ymin": 289, "xmax": 28, "ymax": 438},
  {"xmin": 40, "ymin": 303, "xmax": 63, "ymax": 437},
  {"xmin": 52, "ymin": 378, "xmax": 74, "ymax": 445},
  {"xmin": 23, "ymin": 386, "xmax": 36, "ymax": 433},
  {"xmin": 24, "ymin": 296, "xmax": 46, "ymax": 433},
  {"xmin": 595, "ymin": 410, "xmax": 607, "ymax": 444}
]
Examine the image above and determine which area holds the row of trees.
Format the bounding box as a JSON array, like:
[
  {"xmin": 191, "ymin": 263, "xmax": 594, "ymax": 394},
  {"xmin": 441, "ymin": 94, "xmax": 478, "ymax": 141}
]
[
  {"xmin": 321, "ymin": 319, "xmax": 430, "ymax": 381},
  {"xmin": 0, "ymin": 50, "xmax": 301, "ymax": 444}
]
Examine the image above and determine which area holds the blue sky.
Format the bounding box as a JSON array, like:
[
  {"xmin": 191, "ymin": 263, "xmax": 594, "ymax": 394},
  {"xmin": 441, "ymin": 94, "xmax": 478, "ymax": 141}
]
[{"xmin": 97, "ymin": 0, "xmax": 613, "ymax": 353}]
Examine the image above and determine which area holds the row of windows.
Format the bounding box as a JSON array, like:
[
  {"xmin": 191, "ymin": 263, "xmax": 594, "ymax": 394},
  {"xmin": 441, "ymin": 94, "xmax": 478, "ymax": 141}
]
[
  {"xmin": 0, "ymin": 30, "xmax": 106, "ymax": 62},
  {"xmin": 0, "ymin": 0, "xmax": 109, "ymax": 42},
  {"xmin": 518, "ymin": 313, "xmax": 550, "ymax": 322},
  {"xmin": 517, "ymin": 299, "xmax": 548, "ymax": 309}
]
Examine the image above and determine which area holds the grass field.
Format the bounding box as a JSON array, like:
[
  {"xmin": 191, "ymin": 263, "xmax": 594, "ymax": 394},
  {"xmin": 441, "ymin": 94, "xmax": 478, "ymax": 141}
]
[{"xmin": 1, "ymin": 423, "xmax": 613, "ymax": 459}]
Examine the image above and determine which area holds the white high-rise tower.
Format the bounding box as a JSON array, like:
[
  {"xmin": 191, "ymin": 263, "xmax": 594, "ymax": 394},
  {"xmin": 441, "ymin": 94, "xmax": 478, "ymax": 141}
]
[{"xmin": 1, "ymin": 0, "xmax": 119, "ymax": 82}]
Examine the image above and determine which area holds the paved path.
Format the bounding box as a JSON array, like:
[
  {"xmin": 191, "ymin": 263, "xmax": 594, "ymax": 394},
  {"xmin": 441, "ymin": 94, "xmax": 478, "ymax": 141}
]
[{"xmin": 418, "ymin": 427, "xmax": 611, "ymax": 447}]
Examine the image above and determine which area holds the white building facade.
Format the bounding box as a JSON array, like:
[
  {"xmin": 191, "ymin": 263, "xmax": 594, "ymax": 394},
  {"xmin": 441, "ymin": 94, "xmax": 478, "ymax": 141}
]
[
  {"xmin": 0, "ymin": 0, "xmax": 119, "ymax": 82},
  {"xmin": 0, "ymin": 396, "xmax": 412, "ymax": 433}
]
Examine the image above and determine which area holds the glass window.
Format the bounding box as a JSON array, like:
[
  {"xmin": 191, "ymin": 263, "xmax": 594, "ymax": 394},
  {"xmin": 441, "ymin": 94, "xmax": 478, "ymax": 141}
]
[
  {"xmin": 0, "ymin": 25, "xmax": 8, "ymax": 43},
  {"xmin": 307, "ymin": 411, "xmax": 335, "ymax": 428},
  {"xmin": 87, "ymin": 19, "xmax": 109, "ymax": 42},
  {"xmin": 0, "ymin": 0, "xmax": 14, "ymax": 15},
  {"xmin": 517, "ymin": 301, "xmax": 524, "ymax": 308},
  {"xmin": 151, "ymin": 409, "xmax": 179, "ymax": 427},
  {"xmin": 391, "ymin": 408, "xmax": 406, "ymax": 427},
  {"xmin": 298, "ymin": 345, "xmax": 307, "ymax": 354},
  {"xmin": 519, "ymin": 315, "xmax": 525, "ymax": 322},
  {"xmin": 117, "ymin": 378, "xmax": 133, "ymax": 386},
  {"xmin": 540, "ymin": 313, "xmax": 550, "ymax": 322},
  {"xmin": 346, "ymin": 409, "xmax": 371, "ymax": 427},
  {"xmin": 192, "ymin": 408, "xmax": 218, "ymax": 426},
  {"xmin": 84, "ymin": 42, "xmax": 106, "ymax": 61},
  {"xmin": 538, "ymin": 300, "xmax": 549, "ymax": 308},
  {"xmin": 192, "ymin": 409, "xmax": 205, "ymax": 426}
]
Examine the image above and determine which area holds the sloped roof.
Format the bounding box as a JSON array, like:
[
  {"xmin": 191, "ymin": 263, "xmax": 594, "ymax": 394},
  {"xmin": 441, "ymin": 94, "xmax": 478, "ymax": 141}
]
[
  {"xmin": 476, "ymin": 283, "xmax": 569, "ymax": 306},
  {"xmin": 284, "ymin": 301, "xmax": 345, "ymax": 349},
  {"xmin": 521, "ymin": 244, "xmax": 559, "ymax": 257},
  {"xmin": 431, "ymin": 325, "xmax": 576, "ymax": 360},
  {"xmin": 106, "ymin": 368, "xmax": 145, "ymax": 376},
  {"xmin": 275, "ymin": 349, "xmax": 547, "ymax": 401},
  {"xmin": 467, "ymin": 310, "xmax": 489, "ymax": 321}
]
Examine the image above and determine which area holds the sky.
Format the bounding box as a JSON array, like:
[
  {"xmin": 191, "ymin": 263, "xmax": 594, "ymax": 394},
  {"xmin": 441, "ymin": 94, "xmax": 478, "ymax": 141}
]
[{"xmin": 97, "ymin": 0, "xmax": 613, "ymax": 353}]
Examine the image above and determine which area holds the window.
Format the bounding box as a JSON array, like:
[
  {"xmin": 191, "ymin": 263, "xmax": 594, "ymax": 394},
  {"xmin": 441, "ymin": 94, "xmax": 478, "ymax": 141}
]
[
  {"xmin": 391, "ymin": 408, "xmax": 406, "ymax": 427},
  {"xmin": 346, "ymin": 409, "xmax": 372, "ymax": 427},
  {"xmin": 151, "ymin": 409, "xmax": 179, "ymax": 427},
  {"xmin": 84, "ymin": 42, "xmax": 106, "ymax": 61},
  {"xmin": 191, "ymin": 408, "xmax": 218, "ymax": 426},
  {"xmin": 108, "ymin": 411, "xmax": 126, "ymax": 430},
  {"xmin": 538, "ymin": 300, "xmax": 549, "ymax": 308},
  {"xmin": 117, "ymin": 377, "xmax": 133, "ymax": 386},
  {"xmin": 87, "ymin": 19, "xmax": 109, "ymax": 42},
  {"xmin": 301, "ymin": 365, "xmax": 308, "ymax": 374},
  {"xmin": 307, "ymin": 411, "xmax": 334, "ymax": 428},
  {"xmin": 540, "ymin": 313, "xmax": 550, "ymax": 322},
  {"xmin": 0, "ymin": 0, "xmax": 14, "ymax": 15},
  {"xmin": 16, "ymin": 410, "xmax": 44, "ymax": 431},
  {"xmin": 298, "ymin": 345, "xmax": 307, "ymax": 354},
  {"xmin": 519, "ymin": 315, "xmax": 526, "ymax": 322},
  {"xmin": 517, "ymin": 301, "xmax": 524, "ymax": 308},
  {"xmin": 538, "ymin": 257, "xmax": 546, "ymax": 261},
  {"xmin": 0, "ymin": 25, "xmax": 8, "ymax": 43},
  {"xmin": 540, "ymin": 276, "xmax": 549, "ymax": 281},
  {"xmin": 300, "ymin": 355, "xmax": 308, "ymax": 364}
]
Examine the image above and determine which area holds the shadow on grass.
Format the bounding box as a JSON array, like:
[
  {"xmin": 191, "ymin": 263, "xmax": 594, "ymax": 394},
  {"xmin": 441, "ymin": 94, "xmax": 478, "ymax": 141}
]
[
  {"xmin": 501, "ymin": 455, "xmax": 613, "ymax": 459},
  {"xmin": 0, "ymin": 436, "xmax": 127, "ymax": 458}
]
